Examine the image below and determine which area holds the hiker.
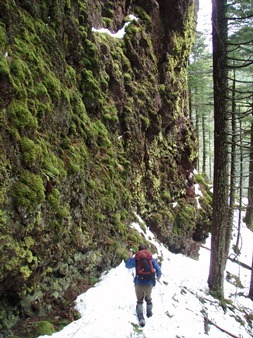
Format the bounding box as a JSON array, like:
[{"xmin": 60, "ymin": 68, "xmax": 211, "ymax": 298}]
[{"xmin": 125, "ymin": 243, "xmax": 161, "ymax": 325}]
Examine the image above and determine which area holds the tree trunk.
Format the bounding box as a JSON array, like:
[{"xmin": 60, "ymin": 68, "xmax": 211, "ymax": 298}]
[
  {"xmin": 244, "ymin": 123, "xmax": 253, "ymax": 230},
  {"xmin": 227, "ymin": 72, "xmax": 236, "ymax": 255},
  {"xmin": 196, "ymin": 108, "xmax": 200, "ymax": 172},
  {"xmin": 209, "ymin": 128, "xmax": 213, "ymax": 181},
  {"xmin": 249, "ymin": 251, "xmax": 253, "ymax": 300},
  {"xmin": 202, "ymin": 112, "xmax": 206, "ymax": 174},
  {"xmin": 234, "ymin": 119, "xmax": 243, "ymax": 254},
  {"xmin": 208, "ymin": 0, "xmax": 229, "ymax": 298}
]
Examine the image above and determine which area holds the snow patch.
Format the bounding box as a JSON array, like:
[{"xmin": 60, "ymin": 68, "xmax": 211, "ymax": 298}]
[
  {"xmin": 92, "ymin": 14, "xmax": 138, "ymax": 39},
  {"xmin": 39, "ymin": 213, "xmax": 253, "ymax": 338}
]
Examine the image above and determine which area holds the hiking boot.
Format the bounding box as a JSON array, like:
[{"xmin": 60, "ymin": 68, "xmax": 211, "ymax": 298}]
[
  {"xmin": 147, "ymin": 303, "xmax": 153, "ymax": 317},
  {"xmin": 136, "ymin": 303, "xmax": 144, "ymax": 316},
  {"xmin": 136, "ymin": 303, "xmax": 145, "ymax": 327}
]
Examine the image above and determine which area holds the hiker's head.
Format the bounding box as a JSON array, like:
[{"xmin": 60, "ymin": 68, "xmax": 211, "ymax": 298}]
[{"xmin": 138, "ymin": 243, "xmax": 147, "ymax": 251}]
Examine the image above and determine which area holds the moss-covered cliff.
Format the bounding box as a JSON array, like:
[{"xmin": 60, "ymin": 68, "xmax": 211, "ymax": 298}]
[{"xmin": 0, "ymin": 0, "xmax": 211, "ymax": 335}]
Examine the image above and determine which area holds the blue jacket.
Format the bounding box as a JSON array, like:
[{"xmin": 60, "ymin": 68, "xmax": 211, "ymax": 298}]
[{"xmin": 125, "ymin": 255, "xmax": 162, "ymax": 286}]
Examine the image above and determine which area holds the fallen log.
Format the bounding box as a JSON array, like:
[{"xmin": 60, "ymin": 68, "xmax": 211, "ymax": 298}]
[
  {"xmin": 200, "ymin": 245, "xmax": 252, "ymax": 271},
  {"xmin": 204, "ymin": 317, "xmax": 239, "ymax": 338}
]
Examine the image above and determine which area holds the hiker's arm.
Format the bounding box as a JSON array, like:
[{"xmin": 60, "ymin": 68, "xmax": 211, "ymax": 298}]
[
  {"xmin": 125, "ymin": 251, "xmax": 136, "ymax": 269},
  {"xmin": 152, "ymin": 259, "xmax": 161, "ymax": 279}
]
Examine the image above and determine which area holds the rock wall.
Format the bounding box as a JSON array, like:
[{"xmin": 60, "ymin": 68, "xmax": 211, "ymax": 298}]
[{"xmin": 0, "ymin": 0, "xmax": 211, "ymax": 333}]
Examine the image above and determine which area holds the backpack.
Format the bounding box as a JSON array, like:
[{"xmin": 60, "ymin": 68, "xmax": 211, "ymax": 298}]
[{"xmin": 135, "ymin": 249, "xmax": 156, "ymax": 281}]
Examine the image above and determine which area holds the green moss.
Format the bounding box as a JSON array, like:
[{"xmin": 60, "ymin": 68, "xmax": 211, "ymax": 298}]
[
  {"xmin": 0, "ymin": 54, "xmax": 9, "ymax": 78},
  {"xmin": 10, "ymin": 59, "xmax": 33, "ymax": 86},
  {"xmin": 0, "ymin": 0, "xmax": 200, "ymax": 329},
  {"xmin": 161, "ymin": 190, "xmax": 171, "ymax": 201},
  {"xmin": 135, "ymin": 6, "xmax": 152, "ymax": 25},
  {"xmin": 41, "ymin": 145, "xmax": 67, "ymax": 179},
  {"xmin": 11, "ymin": 170, "xmax": 45, "ymax": 211},
  {"xmin": 101, "ymin": 17, "xmax": 112, "ymax": 28},
  {"xmin": 174, "ymin": 202, "xmax": 196, "ymax": 233},
  {"xmin": 7, "ymin": 100, "xmax": 38, "ymax": 131},
  {"xmin": 140, "ymin": 114, "xmax": 150, "ymax": 130},
  {"xmin": 35, "ymin": 82, "xmax": 51, "ymax": 100},
  {"xmin": 35, "ymin": 321, "xmax": 55, "ymax": 336},
  {"xmin": 107, "ymin": 1, "xmax": 115, "ymax": 7},
  {"xmin": 67, "ymin": 161, "xmax": 80, "ymax": 174},
  {"xmin": 0, "ymin": 23, "xmax": 6, "ymax": 48},
  {"xmin": 19, "ymin": 137, "xmax": 42, "ymax": 167},
  {"xmin": 194, "ymin": 173, "xmax": 209, "ymax": 188},
  {"xmin": 57, "ymin": 205, "xmax": 70, "ymax": 219},
  {"xmin": 0, "ymin": 209, "xmax": 7, "ymax": 225},
  {"xmin": 46, "ymin": 188, "xmax": 70, "ymax": 220},
  {"xmin": 113, "ymin": 213, "xmax": 127, "ymax": 235},
  {"xmin": 2, "ymin": 236, "xmax": 38, "ymax": 284},
  {"xmin": 13, "ymin": 37, "xmax": 38, "ymax": 65},
  {"xmin": 19, "ymin": 265, "xmax": 32, "ymax": 280},
  {"xmin": 24, "ymin": 236, "xmax": 35, "ymax": 248},
  {"xmin": 103, "ymin": 103, "xmax": 118, "ymax": 122},
  {"xmin": 171, "ymin": 4, "xmax": 196, "ymax": 62},
  {"xmin": 85, "ymin": 39, "xmax": 97, "ymax": 59},
  {"xmin": 123, "ymin": 72, "xmax": 132, "ymax": 83},
  {"xmin": 65, "ymin": 65, "xmax": 77, "ymax": 87},
  {"xmin": 125, "ymin": 24, "xmax": 140, "ymax": 36},
  {"xmin": 159, "ymin": 84, "xmax": 165, "ymax": 92},
  {"xmin": 88, "ymin": 179, "xmax": 96, "ymax": 189},
  {"xmin": 43, "ymin": 73, "xmax": 62, "ymax": 99},
  {"xmin": 81, "ymin": 69, "xmax": 101, "ymax": 100},
  {"xmin": 46, "ymin": 187, "xmax": 60, "ymax": 207}
]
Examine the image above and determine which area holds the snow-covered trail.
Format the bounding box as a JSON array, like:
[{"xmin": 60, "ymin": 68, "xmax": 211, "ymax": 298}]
[{"xmin": 39, "ymin": 218, "xmax": 253, "ymax": 338}]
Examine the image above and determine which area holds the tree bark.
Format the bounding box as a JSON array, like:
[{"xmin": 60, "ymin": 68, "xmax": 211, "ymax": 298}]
[
  {"xmin": 202, "ymin": 112, "xmax": 206, "ymax": 174},
  {"xmin": 249, "ymin": 251, "xmax": 253, "ymax": 299},
  {"xmin": 208, "ymin": 0, "xmax": 229, "ymax": 298},
  {"xmin": 234, "ymin": 119, "xmax": 242, "ymax": 254},
  {"xmin": 227, "ymin": 72, "xmax": 236, "ymax": 255},
  {"xmin": 244, "ymin": 123, "xmax": 253, "ymax": 229}
]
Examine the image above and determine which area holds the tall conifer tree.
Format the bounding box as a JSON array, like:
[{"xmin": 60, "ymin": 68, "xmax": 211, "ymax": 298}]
[{"xmin": 208, "ymin": 0, "xmax": 229, "ymax": 298}]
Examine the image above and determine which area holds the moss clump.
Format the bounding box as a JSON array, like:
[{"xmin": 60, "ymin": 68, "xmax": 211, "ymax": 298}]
[
  {"xmin": 46, "ymin": 188, "xmax": 70, "ymax": 220},
  {"xmin": 10, "ymin": 59, "xmax": 33, "ymax": 86},
  {"xmin": 7, "ymin": 100, "xmax": 38, "ymax": 132},
  {"xmin": 11, "ymin": 170, "xmax": 45, "ymax": 211},
  {"xmin": 102, "ymin": 17, "xmax": 113, "ymax": 28},
  {"xmin": 19, "ymin": 137, "xmax": 42, "ymax": 168},
  {"xmin": 161, "ymin": 190, "xmax": 171, "ymax": 201},
  {"xmin": 43, "ymin": 73, "xmax": 61, "ymax": 100},
  {"xmin": 0, "ymin": 54, "xmax": 9, "ymax": 78},
  {"xmin": 194, "ymin": 173, "xmax": 210, "ymax": 188},
  {"xmin": 0, "ymin": 23, "xmax": 6, "ymax": 48},
  {"xmin": 35, "ymin": 321, "xmax": 55, "ymax": 336},
  {"xmin": 40, "ymin": 143, "xmax": 66, "ymax": 179},
  {"xmin": 80, "ymin": 69, "xmax": 102, "ymax": 106},
  {"xmin": 174, "ymin": 201, "xmax": 196, "ymax": 234}
]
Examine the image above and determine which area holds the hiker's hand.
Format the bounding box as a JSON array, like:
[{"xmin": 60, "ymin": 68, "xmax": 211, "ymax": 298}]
[{"xmin": 129, "ymin": 249, "xmax": 133, "ymax": 258}]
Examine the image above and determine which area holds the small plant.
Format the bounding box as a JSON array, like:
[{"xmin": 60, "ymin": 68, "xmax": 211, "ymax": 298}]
[{"xmin": 131, "ymin": 322, "xmax": 144, "ymax": 335}]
